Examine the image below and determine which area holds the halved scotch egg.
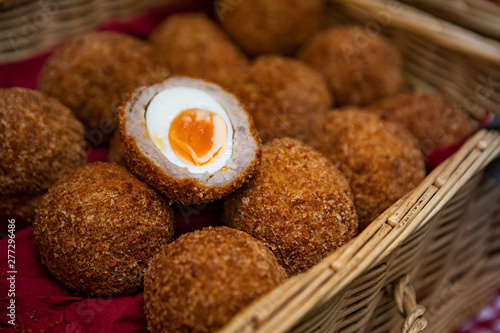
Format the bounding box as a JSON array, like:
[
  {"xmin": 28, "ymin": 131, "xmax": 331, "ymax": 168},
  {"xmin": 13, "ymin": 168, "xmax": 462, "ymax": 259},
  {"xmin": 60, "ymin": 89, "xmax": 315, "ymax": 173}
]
[{"xmin": 119, "ymin": 76, "xmax": 261, "ymax": 205}]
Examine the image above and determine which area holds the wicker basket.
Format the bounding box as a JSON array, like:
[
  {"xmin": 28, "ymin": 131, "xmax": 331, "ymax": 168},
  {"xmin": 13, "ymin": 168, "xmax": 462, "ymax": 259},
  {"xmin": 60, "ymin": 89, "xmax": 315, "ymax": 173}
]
[
  {"xmin": 398, "ymin": 0, "xmax": 500, "ymax": 41},
  {"xmin": 217, "ymin": 1, "xmax": 500, "ymax": 332}
]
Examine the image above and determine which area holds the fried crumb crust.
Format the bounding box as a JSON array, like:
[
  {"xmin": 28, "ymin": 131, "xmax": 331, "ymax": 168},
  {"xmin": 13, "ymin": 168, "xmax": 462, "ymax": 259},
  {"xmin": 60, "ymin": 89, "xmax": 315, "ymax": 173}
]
[
  {"xmin": 0, "ymin": 193, "xmax": 43, "ymax": 232},
  {"xmin": 38, "ymin": 31, "xmax": 169, "ymax": 144},
  {"xmin": 298, "ymin": 26, "xmax": 404, "ymax": 106},
  {"xmin": 119, "ymin": 77, "xmax": 262, "ymax": 206},
  {"xmin": 149, "ymin": 12, "xmax": 248, "ymax": 88},
  {"xmin": 144, "ymin": 226, "xmax": 287, "ymax": 333},
  {"xmin": 107, "ymin": 129, "xmax": 127, "ymax": 167},
  {"xmin": 0, "ymin": 87, "xmax": 86, "ymax": 195},
  {"xmin": 33, "ymin": 162, "xmax": 175, "ymax": 297},
  {"xmin": 224, "ymin": 138, "xmax": 359, "ymax": 276},
  {"xmin": 231, "ymin": 55, "xmax": 332, "ymax": 143},
  {"xmin": 215, "ymin": 0, "xmax": 325, "ymax": 56},
  {"xmin": 310, "ymin": 109, "xmax": 426, "ymax": 231},
  {"xmin": 366, "ymin": 90, "xmax": 476, "ymax": 156}
]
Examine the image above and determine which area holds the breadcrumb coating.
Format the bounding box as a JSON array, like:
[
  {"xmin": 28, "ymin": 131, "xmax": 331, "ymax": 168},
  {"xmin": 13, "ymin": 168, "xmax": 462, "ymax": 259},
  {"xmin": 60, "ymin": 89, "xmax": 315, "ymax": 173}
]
[
  {"xmin": 224, "ymin": 138, "xmax": 358, "ymax": 275},
  {"xmin": 144, "ymin": 226, "xmax": 286, "ymax": 333},
  {"xmin": 310, "ymin": 109, "xmax": 426, "ymax": 230},
  {"xmin": 38, "ymin": 31, "xmax": 169, "ymax": 144},
  {"xmin": 231, "ymin": 55, "xmax": 332, "ymax": 143},
  {"xmin": 0, "ymin": 193, "xmax": 42, "ymax": 232},
  {"xmin": 215, "ymin": 0, "xmax": 324, "ymax": 56},
  {"xmin": 0, "ymin": 87, "xmax": 86, "ymax": 195},
  {"xmin": 150, "ymin": 12, "xmax": 248, "ymax": 87},
  {"xmin": 33, "ymin": 162, "xmax": 175, "ymax": 296},
  {"xmin": 107, "ymin": 130, "xmax": 127, "ymax": 167},
  {"xmin": 298, "ymin": 26, "xmax": 404, "ymax": 106},
  {"xmin": 367, "ymin": 90, "xmax": 476, "ymax": 156}
]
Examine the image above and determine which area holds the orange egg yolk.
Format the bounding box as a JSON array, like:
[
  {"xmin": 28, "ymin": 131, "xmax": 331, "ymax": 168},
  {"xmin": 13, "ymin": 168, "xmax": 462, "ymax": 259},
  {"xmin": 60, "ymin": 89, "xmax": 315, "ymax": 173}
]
[{"xmin": 168, "ymin": 109, "xmax": 227, "ymax": 166}]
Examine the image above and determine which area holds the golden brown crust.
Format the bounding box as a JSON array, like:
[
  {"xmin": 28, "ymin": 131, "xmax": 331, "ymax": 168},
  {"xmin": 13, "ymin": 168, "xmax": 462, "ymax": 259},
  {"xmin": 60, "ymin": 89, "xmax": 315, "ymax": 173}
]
[
  {"xmin": 0, "ymin": 193, "xmax": 43, "ymax": 233},
  {"xmin": 0, "ymin": 87, "xmax": 86, "ymax": 194},
  {"xmin": 119, "ymin": 76, "xmax": 261, "ymax": 205},
  {"xmin": 224, "ymin": 138, "xmax": 358, "ymax": 275},
  {"xmin": 231, "ymin": 55, "xmax": 332, "ymax": 143},
  {"xmin": 149, "ymin": 12, "xmax": 248, "ymax": 88},
  {"xmin": 144, "ymin": 226, "xmax": 287, "ymax": 333},
  {"xmin": 298, "ymin": 26, "xmax": 404, "ymax": 106},
  {"xmin": 215, "ymin": 0, "xmax": 324, "ymax": 56},
  {"xmin": 107, "ymin": 130, "xmax": 127, "ymax": 167},
  {"xmin": 366, "ymin": 90, "xmax": 476, "ymax": 156},
  {"xmin": 38, "ymin": 31, "xmax": 169, "ymax": 144},
  {"xmin": 309, "ymin": 109, "xmax": 426, "ymax": 230},
  {"xmin": 33, "ymin": 162, "xmax": 175, "ymax": 297}
]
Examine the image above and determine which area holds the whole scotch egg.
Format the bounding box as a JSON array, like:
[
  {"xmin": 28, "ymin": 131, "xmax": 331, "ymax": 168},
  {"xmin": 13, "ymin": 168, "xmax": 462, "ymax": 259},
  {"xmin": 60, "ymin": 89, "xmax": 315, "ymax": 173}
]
[{"xmin": 119, "ymin": 76, "xmax": 261, "ymax": 205}]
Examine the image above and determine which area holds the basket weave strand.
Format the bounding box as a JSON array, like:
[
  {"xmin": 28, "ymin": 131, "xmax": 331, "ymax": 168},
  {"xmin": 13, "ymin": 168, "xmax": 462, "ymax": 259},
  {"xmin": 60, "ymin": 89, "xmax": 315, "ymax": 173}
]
[
  {"xmin": 326, "ymin": 0, "xmax": 500, "ymax": 117},
  {"xmin": 398, "ymin": 0, "xmax": 500, "ymax": 40},
  {"xmin": 393, "ymin": 275, "xmax": 428, "ymax": 333}
]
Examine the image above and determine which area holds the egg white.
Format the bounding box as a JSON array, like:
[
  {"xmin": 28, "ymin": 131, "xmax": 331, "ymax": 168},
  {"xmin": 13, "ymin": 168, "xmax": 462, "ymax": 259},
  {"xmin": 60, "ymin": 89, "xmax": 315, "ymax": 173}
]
[{"xmin": 146, "ymin": 86, "xmax": 233, "ymax": 174}]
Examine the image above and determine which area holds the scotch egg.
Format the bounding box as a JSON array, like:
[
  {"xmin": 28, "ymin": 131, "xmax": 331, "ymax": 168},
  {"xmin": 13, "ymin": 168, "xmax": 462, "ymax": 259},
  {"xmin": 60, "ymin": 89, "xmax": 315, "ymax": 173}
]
[{"xmin": 119, "ymin": 76, "xmax": 261, "ymax": 205}]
